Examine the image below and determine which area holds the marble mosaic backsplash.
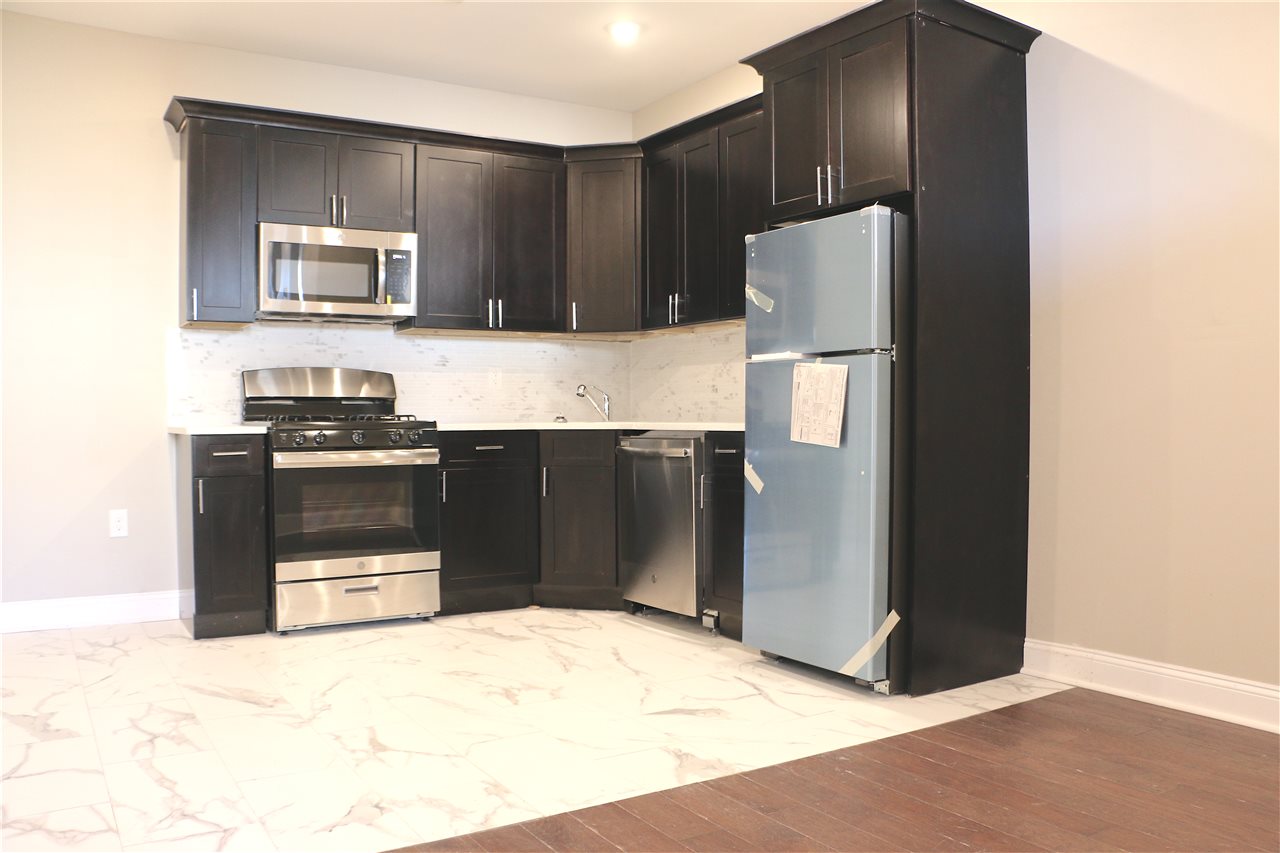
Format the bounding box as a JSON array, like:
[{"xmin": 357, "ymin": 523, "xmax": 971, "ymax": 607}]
[
  {"xmin": 628, "ymin": 324, "xmax": 745, "ymax": 423},
  {"xmin": 167, "ymin": 321, "xmax": 746, "ymax": 425}
]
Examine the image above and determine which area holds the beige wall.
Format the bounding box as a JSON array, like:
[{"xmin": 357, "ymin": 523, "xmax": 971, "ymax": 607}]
[
  {"xmin": 1001, "ymin": 1, "xmax": 1279, "ymax": 685},
  {"xmin": 0, "ymin": 13, "xmax": 630, "ymax": 603}
]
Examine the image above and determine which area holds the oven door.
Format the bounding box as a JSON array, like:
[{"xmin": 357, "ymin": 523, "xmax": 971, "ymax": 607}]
[
  {"xmin": 258, "ymin": 223, "xmax": 416, "ymax": 320},
  {"xmin": 270, "ymin": 448, "xmax": 440, "ymax": 582}
]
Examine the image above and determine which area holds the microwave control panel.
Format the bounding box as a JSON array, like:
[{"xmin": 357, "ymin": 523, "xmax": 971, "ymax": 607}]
[{"xmin": 386, "ymin": 250, "xmax": 413, "ymax": 304}]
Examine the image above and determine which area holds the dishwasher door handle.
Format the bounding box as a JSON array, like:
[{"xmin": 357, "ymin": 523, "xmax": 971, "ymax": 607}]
[{"xmin": 617, "ymin": 446, "xmax": 691, "ymax": 458}]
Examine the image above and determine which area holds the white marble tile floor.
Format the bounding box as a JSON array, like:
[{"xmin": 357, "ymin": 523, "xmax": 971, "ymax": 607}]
[{"xmin": 1, "ymin": 608, "xmax": 1068, "ymax": 852}]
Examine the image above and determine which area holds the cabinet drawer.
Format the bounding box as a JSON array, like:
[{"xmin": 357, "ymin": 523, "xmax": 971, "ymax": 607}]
[
  {"xmin": 193, "ymin": 435, "xmax": 265, "ymax": 477},
  {"xmin": 707, "ymin": 432, "xmax": 745, "ymax": 472},
  {"xmin": 275, "ymin": 570, "xmax": 440, "ymax": 631},
  {"xmin": 441, "ymin": 431, "xmax": 537, "ymax": 466},
  {"xmin": 539, "ymin": 431, "xmax": 616, "ymax": 467}
]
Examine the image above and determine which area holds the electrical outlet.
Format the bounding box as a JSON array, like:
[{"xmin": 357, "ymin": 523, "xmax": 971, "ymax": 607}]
[{"xmin": 109, "ymin": 509, "xmax": 128, "ymax": 538}]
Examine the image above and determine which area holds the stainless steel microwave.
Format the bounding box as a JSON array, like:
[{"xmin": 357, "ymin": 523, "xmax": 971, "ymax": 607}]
[{"xmin": 258, "ymin": 223, "xmax": 416, "ymax": 322}]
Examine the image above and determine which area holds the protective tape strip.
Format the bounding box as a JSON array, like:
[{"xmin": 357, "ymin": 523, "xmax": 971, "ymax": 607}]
[
  {"xmin": 744, "ymin": 284, "xmax": 775, "ymax": 313},
  {"xmin": 743, "ymin": 460, "xmax": 764, "ymax": 494},
  {"xmin": 836, "ymin": 609, "xmax": 900, "ymax": 677}
]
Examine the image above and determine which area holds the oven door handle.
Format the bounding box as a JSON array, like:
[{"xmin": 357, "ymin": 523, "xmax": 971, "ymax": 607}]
[{"xmin": 272, "ymin": 448, "xmax": 440, "ymax": 469}]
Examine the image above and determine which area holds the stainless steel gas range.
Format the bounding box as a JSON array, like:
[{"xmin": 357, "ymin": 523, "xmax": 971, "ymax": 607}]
[{"xmin": 243, "ymin": 367, "xmax": 441, "ymax": 632}]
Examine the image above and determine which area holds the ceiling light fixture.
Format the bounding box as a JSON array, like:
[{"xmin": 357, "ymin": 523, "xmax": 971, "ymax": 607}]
[{"xmin": 608, "ymin": 20, "xmax": 641, "ymax": 47}]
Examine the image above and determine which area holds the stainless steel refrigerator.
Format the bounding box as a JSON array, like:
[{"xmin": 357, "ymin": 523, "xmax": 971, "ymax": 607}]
[{"xmin": 742, "ymin": 205, "xmax": 905, "ymax": 686}]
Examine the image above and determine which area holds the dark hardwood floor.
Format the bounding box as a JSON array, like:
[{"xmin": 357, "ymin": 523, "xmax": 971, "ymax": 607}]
[{"xmin": 394, "ymin": 688, "xmax": 1280, "ymax": 852}]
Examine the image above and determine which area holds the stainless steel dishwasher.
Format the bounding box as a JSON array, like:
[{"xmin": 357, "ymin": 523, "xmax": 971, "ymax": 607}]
[{"xmin": 617, "ymin": 432, "xmax": 706, "ymax": 617}]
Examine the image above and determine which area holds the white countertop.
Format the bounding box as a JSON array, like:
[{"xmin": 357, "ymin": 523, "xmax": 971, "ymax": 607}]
[
  {"xmin": 168, "ymin": 421, "xmax": 743, "ymax": 435},
  {"xmin": 437, "ymin": 421, "xmax": 744, "ymax": 432},
  {"xmin": 167, "ymin": 424, "xmax": 268, "ymax": 435}
]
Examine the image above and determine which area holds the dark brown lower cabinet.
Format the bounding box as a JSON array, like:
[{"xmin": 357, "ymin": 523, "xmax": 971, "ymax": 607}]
[
  {"xmin": 176, "ymin": 435, "xmax": 269, "ymax": 639},
  {"xmin": 439, "ymin": 434, "xmax": 539, "ymax": 613},
  {"xmin": 703, "ymin": 433, "xmax": 745, "ymax": 639},
  {"xmin": 536, "ymin": 431, "xmax": 620, "ymax": 609}
]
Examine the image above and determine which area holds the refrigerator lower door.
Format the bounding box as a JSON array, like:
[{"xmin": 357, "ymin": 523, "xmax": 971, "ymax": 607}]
[{"xmin": 742, "ymin": 354, "xmax": 891, "ymax": 681}]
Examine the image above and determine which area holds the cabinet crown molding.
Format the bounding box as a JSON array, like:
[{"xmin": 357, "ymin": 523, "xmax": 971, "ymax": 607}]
[{"xmin": 740, "ymin": 0, "xmax": 1041, "ymax": 73}]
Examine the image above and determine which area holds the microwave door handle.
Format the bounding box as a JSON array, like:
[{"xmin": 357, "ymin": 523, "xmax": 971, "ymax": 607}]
[{"xmin": 376, "ymin": 245, "xmax": 388, "ymax": 305}]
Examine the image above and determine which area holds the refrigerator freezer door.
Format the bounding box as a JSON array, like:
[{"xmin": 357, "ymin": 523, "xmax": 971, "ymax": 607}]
[
  {"xmin": 745, "ymin": 206, "xmax": 894, "ymax": 357},
  {"xmin": 742, "ymin": 354, "xmax": 891, "ymax": 681}
]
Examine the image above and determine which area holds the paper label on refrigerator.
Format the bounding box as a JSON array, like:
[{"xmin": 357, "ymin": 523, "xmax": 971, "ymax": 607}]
[{"xmin": 790, "ymin": 362, "xmax": 848, "ymax": 448}]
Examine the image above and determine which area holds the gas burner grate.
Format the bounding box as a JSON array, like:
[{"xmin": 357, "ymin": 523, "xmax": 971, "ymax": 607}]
[{"xmin": 264, "ymin": 414, "xmax": 421, "ymax": 424}]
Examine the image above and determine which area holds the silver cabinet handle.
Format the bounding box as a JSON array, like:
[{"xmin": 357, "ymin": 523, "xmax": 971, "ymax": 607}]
[
  {"xmin": 714, "ymin": 447, "xmax": 740, "ymax": 454},
  {"xmin": 542, "ymin": 466, "xmax": 549, "ymax": 497},
  {"xmin": 668, "ymin": 294, "xmax": 674, "ymax": 325},
  {"xmin": 572, "ymin": 301, "xmax": 578, "ymax": 331},
  {"xmin": 197, "ymin": 479, "xmax": 204, "ymax": 514},
  {"xmin": 816, "ymin": 166, "xmax": 823, "ymax": 205},
  {"xmin": 343, "ymin": 584, "xmax": 379, "ymax": 596},
  {"xmin": 192, "ymin": 289, "xmax": 198, "ymax": 322},
  {"xmin": 440, "ymin": 470, "xmax": 447, "ymax": 503},
  {"xmin": 341, "ymin": 195, "xmax": 348, "ymax": 226},
  {"xmin": 674, "ymin": 293, "xmax": 681, "ymax": 323},
  {"xmin": 330, "ymin": 194, "xmax": 338, "ymax": 226},
  {"xmin": 211, "ymin": 450, "xmax": 249, "ymax": 457},
  {"xmin": 827, "ymin": 165, "xmax": 834, "ymax": 204},
  {"xmin": 488, "ymin": 298, "xmax": 494, "ymax": 328},
  {"xmin": 474, "ymin": 445, "xmax": 505, "ymax": 451},
  {"xmin": 699, "ymin": 473, "xmax": 706, "ymax": 510},
  {"xmin": 497, "ymin": 298, "xmax": 504, "ymax": 328}
]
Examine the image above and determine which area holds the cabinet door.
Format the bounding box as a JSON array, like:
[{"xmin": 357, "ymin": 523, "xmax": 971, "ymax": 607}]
[
  {"xmin": 192, "ymin": 476, "xmax": 268, "ymax": 618},
  {"xmin": 828, "ymin": 20, "xmax": 911, "ymax": 206},
  {"xmin": 540, "ymin": 465, "xmax": 617, "ymax": 589},
  {"xmin": 337, "ymin": 136, "xmax": 414, "ymax": 231},
  {"xmin": 439, "ymin": 466, "xmax": 538, "ymax": 590},
  {"xmin": 677, "ymin": 128, "xmax": 720, "ymax": 325},
  {"xmin": 493, "ymin": 155, "xmax": 566, "ymax": 331},
  {"xmin": 182, "ymin": 119, "xmax": 257, "ymax": 325},
  {"xmin": 642, "ymin": 143, "xmax": 679, "ymax": 329},
  {"xmin": 410, "ymin": 145, "xmax": 493, "ymax": 330},
  {"xmin": 257, "ymin": 127, "xmax": 339, "ymax": 226},
  {"xmin": 567, "ymin": 158, "xmax": 639, "ymax": 332},
  {"xmin": 718, "ymin": 111, "xmax": 767, "ymax": 320},
  {"xmin": 762, "ymin": 51, "xmax": 829, "ymax": 220}
]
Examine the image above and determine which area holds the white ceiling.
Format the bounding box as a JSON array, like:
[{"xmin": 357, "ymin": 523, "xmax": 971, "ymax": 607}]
[{"xmin": 5, "ymin": 1, "xmax": 868, "ymax": 112}]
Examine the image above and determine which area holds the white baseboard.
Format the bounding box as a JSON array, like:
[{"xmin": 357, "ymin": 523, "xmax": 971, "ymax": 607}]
[
  {"xmin": 1, "ymin": 590, "xmax": 180, "ymax": 634},
  {"xmin": 1023, "ymin": 638, "xmax": 1280, "ymax": 734}
]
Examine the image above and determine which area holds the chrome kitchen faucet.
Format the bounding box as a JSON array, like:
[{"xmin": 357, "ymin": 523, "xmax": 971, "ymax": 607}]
[{"xmin": 575, "ymin": 384, "xmax": 611, "ymax": 421}]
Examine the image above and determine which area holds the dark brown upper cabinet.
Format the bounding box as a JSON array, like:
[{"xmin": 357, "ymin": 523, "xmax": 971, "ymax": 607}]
[
  {"xmin": 409, "ymin": 145, "xmax": 494, "ymax": 330},
  {"xmin": 643, "ymin": 128, "xmax": 720, "ymax": 328},
  {"xmin": 642, "ymin": 143, "xmax": 680, "ymax": 329},
  {"xmin": 337, "ymin": 136, "xmax": 414, "ymax": 231},
  {"xmin": 566, "ymin": 156, "xmax": 640, "ymax": 333},
  {"xmin": 717, "ymin": 110, "xmax": 767, "ymax": 319},
  {"xmin": 179, "ymin": 119, "xmax": 257, "ymax": 327},
  {"xmin": 827, "ymin": 21, "xmax": 911, "ymax": 207},
  {"xmin": 405, "ymin": 147, "xmax": 564, "ymax": 333},
  {"xmin": 760, "ymin": 19, "xmax": 910, "ymax": 220},
  {"xmin": 493, "ymin": 154, "xmax": 566, "ymax": 332},
  {"xmin": 257, "ymin": 127, "xmax": 413, "ymax": 231}
]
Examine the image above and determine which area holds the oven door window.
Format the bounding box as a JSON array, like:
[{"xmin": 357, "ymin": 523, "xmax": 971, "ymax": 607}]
[
  {"xmin": 272, "ymin": 464, "xmax": 440, "ymax": 563},
  {"xmin": 268, "ymin": 242, "xmax": 378, "ymax": 305}
]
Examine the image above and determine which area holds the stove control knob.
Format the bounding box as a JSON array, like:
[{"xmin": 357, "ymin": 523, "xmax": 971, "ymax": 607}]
[
  {"xmin": 313, "ymin": 432, "xmax": 327, "ymax": 445},
  {"xmin": 407, "ymin": 430, "xmax": 421, "ymax": 444},
  {"xmin": 291, "ymin": 433, "xmax": 306, "ymax": 447},
  {"xmin": 388, "ymin": 430, "xmax": 403, "ymax": 444},
  {"xmin": 352, "ymin": 431, "xmax": 366, "ymax": 445}
]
